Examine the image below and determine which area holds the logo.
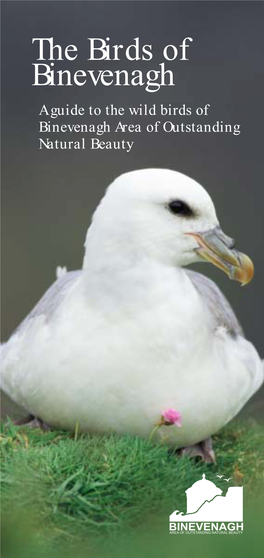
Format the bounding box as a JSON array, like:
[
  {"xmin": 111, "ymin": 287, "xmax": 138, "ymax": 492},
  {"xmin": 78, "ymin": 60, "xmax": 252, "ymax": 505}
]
[{"xmin": 169, "ymin": 473, "xmax": 243, "ymax": 534}]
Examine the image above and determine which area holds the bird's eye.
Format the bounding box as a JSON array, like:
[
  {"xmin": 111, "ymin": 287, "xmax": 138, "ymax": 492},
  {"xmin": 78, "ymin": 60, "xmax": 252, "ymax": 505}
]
[{"xmin": 168, "ymin": 200, "xmax": 193, "ymax": 217}]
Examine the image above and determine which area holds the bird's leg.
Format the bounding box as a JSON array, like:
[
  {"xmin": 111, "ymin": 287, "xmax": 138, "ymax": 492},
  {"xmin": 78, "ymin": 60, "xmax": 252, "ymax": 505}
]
[
  {"xmin": 178, "ymin": 437, "xmax": 216, "ymax": 464},
  {"xmin": 13, "ymin": 415, "xmax": 52, "ymax": 431}
]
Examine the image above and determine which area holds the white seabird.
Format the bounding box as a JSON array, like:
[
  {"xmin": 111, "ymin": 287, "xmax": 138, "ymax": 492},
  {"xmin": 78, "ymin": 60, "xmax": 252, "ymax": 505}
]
[{"xmin": 1, "ymin": 169, "xmax": 263, "ymax": 462}]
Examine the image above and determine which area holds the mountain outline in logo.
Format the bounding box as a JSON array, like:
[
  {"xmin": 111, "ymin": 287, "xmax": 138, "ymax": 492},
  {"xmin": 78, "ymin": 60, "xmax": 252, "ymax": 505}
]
[{"xmin": 169, "ymin": 473, "xmax": 243, "ymax": 534}]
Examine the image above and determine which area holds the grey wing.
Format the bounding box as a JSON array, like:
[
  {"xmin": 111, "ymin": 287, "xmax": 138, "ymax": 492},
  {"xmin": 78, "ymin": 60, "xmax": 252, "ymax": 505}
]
[
  {"xmin": 0, "ymin": 270, "xmax": 82, "ymax": 416},
  {"xmin": 186, "ymin": 269, "xmax": 244, "ymax": 338},
  {"xmin": 14, "ymin": 270, "xmax": 82, "ymax": 335}
]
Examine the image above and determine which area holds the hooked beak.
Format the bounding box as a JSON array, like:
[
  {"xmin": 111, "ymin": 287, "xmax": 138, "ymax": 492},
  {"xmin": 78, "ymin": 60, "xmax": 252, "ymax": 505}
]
[{"xmin": 187, "ymin": 227, "xmax": 254, "ymax": 285}]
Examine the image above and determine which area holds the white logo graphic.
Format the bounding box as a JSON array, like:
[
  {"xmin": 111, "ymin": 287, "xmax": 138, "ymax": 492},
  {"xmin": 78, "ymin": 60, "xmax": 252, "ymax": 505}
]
[{"xmin": 169, "ymin": 473, "xmax": 243, "ymax": 534}]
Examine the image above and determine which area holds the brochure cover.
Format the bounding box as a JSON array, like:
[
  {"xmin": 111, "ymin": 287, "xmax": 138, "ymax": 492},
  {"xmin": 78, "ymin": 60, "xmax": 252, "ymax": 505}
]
[{"xmin": 1, "ymin": 1, "xmax": 264, "ymax": 556}]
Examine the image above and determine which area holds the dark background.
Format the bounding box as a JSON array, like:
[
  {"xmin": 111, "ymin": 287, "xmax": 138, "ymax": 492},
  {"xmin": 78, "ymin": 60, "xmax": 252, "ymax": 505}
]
[{"xmin": 1, "ymin": 1, "xmax": 264, "ymax": 416}]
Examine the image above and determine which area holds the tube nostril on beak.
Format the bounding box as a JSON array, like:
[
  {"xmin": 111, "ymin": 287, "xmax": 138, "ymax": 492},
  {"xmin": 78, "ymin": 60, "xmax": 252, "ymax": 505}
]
[
  {"xmin": 215, "ymin": 227, "xmax": 236, "ymax": 249},
  {"xmin": 188, "ymin": 227, "xmax": 254, "ymax": 285}
]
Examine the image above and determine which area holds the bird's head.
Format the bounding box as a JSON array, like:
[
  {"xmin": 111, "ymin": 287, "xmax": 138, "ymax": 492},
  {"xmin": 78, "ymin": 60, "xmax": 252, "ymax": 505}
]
[{"xmin": 86, "ymin": 168, "xmax": 254, "ymax": 285}]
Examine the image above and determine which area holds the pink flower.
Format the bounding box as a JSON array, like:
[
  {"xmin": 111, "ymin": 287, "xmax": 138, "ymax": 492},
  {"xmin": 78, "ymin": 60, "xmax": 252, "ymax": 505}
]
[
  {"xmin": 149, "ymin": 407, "xmax": 182, "ymax": 442},
  {"xmin": 162, "ymin": 408, "xmax": 182, "ymax": 427}
]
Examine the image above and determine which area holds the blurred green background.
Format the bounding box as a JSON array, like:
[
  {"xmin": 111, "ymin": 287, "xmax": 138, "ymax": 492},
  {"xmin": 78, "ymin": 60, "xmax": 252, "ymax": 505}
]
[
  {"xmin": 1, "ymin": 421, "xmax": 264, "ymax": 558},
  {"xmin": 2, "ymin": 0, "xmax": 264, "ymax": 417}
]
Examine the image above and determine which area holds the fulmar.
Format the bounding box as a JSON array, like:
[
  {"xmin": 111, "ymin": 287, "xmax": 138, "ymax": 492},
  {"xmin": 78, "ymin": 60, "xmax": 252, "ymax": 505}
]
[{"xmin": 1, "ymin": 169, "xmax": 263, "ymax": 462}]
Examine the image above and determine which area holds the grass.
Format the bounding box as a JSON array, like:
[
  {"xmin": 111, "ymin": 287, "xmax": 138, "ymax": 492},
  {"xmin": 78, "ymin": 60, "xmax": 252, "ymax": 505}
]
[{"xmin": 1, "ymin": 419, "xmax": 264, "ymax": 557}]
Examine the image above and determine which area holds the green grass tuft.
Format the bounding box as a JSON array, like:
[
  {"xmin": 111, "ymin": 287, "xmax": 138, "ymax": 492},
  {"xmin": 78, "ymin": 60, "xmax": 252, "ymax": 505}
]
[{"xmin": 1, "ymin": 419, "xmax": 264, "ymax": 556}]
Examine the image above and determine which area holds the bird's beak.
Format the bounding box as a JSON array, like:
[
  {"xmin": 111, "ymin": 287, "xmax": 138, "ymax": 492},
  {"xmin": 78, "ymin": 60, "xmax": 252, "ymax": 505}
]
[{"xmin": 187, "ymin": 226, "xmax": 254, "ymax": 285}]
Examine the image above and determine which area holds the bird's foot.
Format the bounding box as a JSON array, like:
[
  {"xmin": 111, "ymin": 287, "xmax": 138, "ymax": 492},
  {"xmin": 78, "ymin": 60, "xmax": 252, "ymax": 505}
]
[
  {"xmin": 178, "ymin": 437, "xmax": 216, "ymax": 464},
  {"xmin": 13, "ymin": 415, "xmax": 52, "ymax": 431}
]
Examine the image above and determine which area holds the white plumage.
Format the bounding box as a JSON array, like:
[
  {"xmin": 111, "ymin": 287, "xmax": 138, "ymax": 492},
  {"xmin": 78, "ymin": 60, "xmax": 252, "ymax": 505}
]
[{"xmin": 1, "ymin": 169, "xmax": 263, "ymax": 451}]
